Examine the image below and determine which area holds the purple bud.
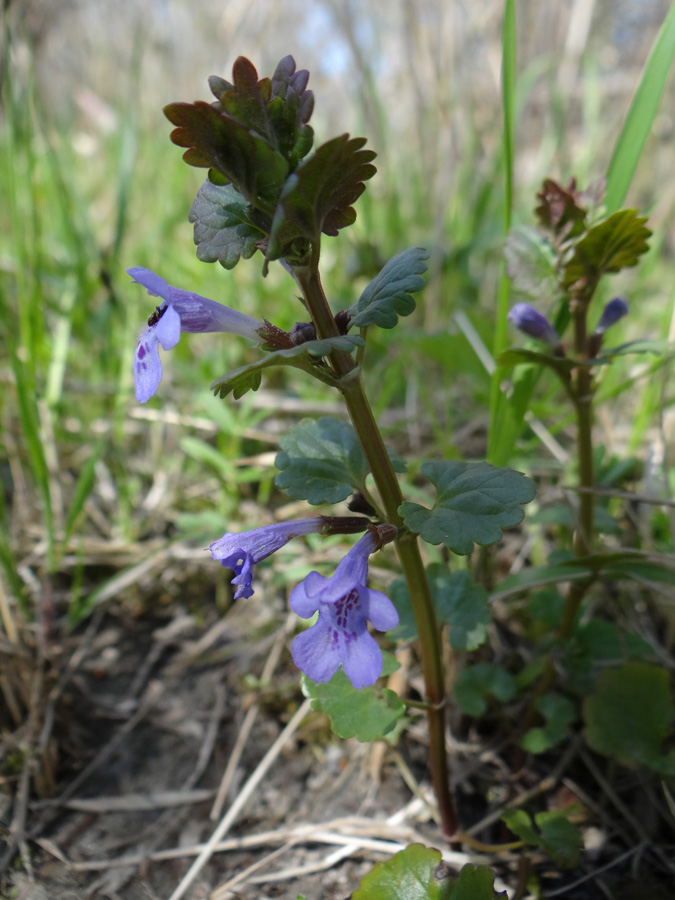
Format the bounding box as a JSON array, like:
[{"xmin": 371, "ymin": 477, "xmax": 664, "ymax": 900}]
[
  {"xmin": 594, "ymin": 297, "xmax": 629, "ymax": 335},
  {"xmin": 507, "ymin": 303, "xmax": 559, "ymax": 347}
]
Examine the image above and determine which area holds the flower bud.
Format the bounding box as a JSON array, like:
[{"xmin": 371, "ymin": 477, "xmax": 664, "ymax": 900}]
[
  {"xmin": 507, "ymin": 303, "xmax": 559, "ymax": 348},
  {"xmin": 594, "ymin": 297, "xmax": 629, "ymax": 335}
]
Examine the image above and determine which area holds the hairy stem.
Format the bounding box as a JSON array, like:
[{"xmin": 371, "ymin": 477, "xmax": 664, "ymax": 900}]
[{"xmin": 294, "ymin": 255, "xmax": 457, "ymax": 841}]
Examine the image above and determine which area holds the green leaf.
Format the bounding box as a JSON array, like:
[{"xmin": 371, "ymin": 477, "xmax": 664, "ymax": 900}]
[
  {"xmin": 61, "ymin": 440, "xmax": 104, "ymax": 551},
  {"xmin": 302, "ymin": 670, "xmax": 405, "ymax": 743},
  {"xmin": 583, "ymin": 662, "xmax": 675, "ymax": 774},
  {"xmin": 267, "ymin": 134, "xmax": 376, "ymax": 257},
  {"xmin": 605, "ymin": 3, "xmax": 675, "ymax": 213},
  {"xmin": 428, "ymin": 566, "xmax": 490, "ymax": 651},
  {"xmin": 388, "ymin": 565, "xmax": 490, "ymax": 650},
  {"xmin": 349, "ymin": 247, "xmax": 429, "ymax": 329},
  {"xmin": 562, "ymin": 209, "xmax": 651, "ymax": 289},
  {"xmin": 399, "ymin": 460, "xmax": 536, "ymax": 555},
  {"xmin": 497, "ymin": 347, "xmax": 575, "ymax": 379},
  {"xmin": 189, "ymin": 181, "xmax": 264, "ymax": 269},
  {"xmin": 601, "ymin": 556, "xmax": 675, "ymax": 587},
  {"xmin": 164, "ymin": 99, "xmax": 289, "ymax": 207},
  {"xmin": 211, "ymin": 336, "xmax": 364, "ymax": 399},
  {"xmin": 388, "ymin": 578, "xmax": 419, "ymax": 642},
  {"xmin": 575, "ymin": 619, "xmax": 652, "ymax": 664},
  {"xmin": 503, "ymin": 226, "xmax": 558, "ymax": 302},
  {"xmin": 353, "ymin": 845, "xmax": 498, "ymax": 900},
  {"xmin": 520, "ymin": 692, "xmax": 576, "ymax": 753},
  {"xmin": 454, "ymin": 663, "xmax": 517, "ymax": 716},
  {"xmin": 275, "ymin": 416, "xmax": 405, "ymax": 505},
  {"xmin": 449, "ymin": 865, "xmax": 502, "ymax": 900},
  {"xmin": 502, "ymin": 809, "xmax": 582, "ymax": 869},
  {"xmin": 595, "ymin": 339, "xmax": 670, "ymax": 361},
  {"xmin": 353, "ymin": 845, "xmax": 448, "ymax": 900}
]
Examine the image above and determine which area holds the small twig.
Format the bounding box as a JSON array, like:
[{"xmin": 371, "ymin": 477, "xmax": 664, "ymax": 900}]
[{"xmin": 31, "ymin": 789, "xmax": 215, "ymax": 814}]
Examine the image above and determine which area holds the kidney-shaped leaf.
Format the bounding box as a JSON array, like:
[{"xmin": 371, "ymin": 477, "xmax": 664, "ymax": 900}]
[
  {"xmin": 400, "ymin": 460, "xmax": 536, "ymax": 555},
  {"xmin": 189, "ymin": 181, "xmax": 264, "ymax": 269},
  {"xmin": 349, "ymin": 247, "xmax": 429, "ymax": 329},
  {"xmin": 275, "ymin": 416, "xmax": 405, "ymax": 505},
  {"xmin": 301, "ymin": 670, "xmax": 405, "ymax": 742}
]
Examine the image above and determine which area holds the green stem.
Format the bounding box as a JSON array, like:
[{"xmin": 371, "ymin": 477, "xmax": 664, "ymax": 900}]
[
  {"xmin": 294, "ymin": 255, "xmax": 457, "ymax": 841},
  {"xmin": 557, "ymin": 301, "xmax": 596, "ymax": 640},
  {"xmin": 517, "ymin": 298, "xmax": 598, "ymax": 757}
]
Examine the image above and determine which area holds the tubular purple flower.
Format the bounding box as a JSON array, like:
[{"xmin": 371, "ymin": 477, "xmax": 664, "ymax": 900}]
[
  {"xmin": 595, "ymin": 297, "xmax": 629, "ymax": 335},
  {"xmin": 290, "ymin": 531, "xmax": 399, "ymax": 689},
  {"xmin": 129, "ymin": 267, "xmax": 265, "ymax": 403},
  {"xmin": 507, "ymin": 303, "xmax": 559, "ymax": 348},
  {"xmin": 209, "ymin": 518, "xmax": 325, "ymax": 600}
]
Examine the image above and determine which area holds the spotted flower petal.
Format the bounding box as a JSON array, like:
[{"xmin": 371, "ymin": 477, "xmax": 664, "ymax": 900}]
[
  {"xmin": 290, "ymin": 532, "xmax": 399, "ymax": 689},
  {"xmin": 128, "ymin": 266, "xmax": 266, "ymax": 403}
]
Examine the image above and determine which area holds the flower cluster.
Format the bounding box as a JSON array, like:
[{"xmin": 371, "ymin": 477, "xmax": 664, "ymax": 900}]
[
  {"xmin": 129, "ymin": 268, "xmax": 399, "ymax": 690},
  {"xmin": 208, "ymin": 521, "xmax": 398, "ymax": 688}
]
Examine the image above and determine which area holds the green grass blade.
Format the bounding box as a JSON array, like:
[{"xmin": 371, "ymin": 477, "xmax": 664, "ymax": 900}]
[
  {"xmin": 605, "ymin": 4, "xmax": 675, "ymax": 213},
  {"xmin": 12, "ymin": 353, "xmax": 54, "ymax": 556},
  {"xmin": 487, "ymin": 0, "xmax": 516, "ymax": 465},
  {"xmin": 61, "ymin": 439, "xmax": 105, "ymax": 553}
]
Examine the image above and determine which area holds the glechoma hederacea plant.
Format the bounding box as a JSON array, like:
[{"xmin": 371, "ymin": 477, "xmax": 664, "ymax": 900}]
[{"xmin": 129, "ymin": 57, "xmax": 670, "ymax": 893}]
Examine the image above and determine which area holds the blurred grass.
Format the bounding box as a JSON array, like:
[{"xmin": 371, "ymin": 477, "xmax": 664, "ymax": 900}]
[{"xmin": 1, "ymin": 1, "xmax": 675, "ymax": 626}]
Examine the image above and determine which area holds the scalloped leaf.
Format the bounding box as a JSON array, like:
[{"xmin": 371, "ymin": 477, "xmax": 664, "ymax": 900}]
[
  {"xmin": 275, "ymin": 415, "xmax": 406, "ymax": 505},
  {"xmin": 189, "ymin": 181, "xmax": 264, "ymax": 269},
  {"xmin": 348, "ymin": 247, "xmax": 429, "ymax": 329},
  {"xmin": 502, "ymin": 809, "xmax": 582, "ymax": 869},
  {"xmin": 583, "ymin": 662, "xmax": 675, "ymax": 773},
  {"xmin": 454, "ymin": 662, "xmax": 517, "ymax": 716},
  {"xmin": 211, "ymin": 335, "xmax": 364, "ymax": 399},
  {"xmin": 164, "ymin": 99, "xmax": 289, "ymax": 207},
  {"xmin": 301, "ymin": 670, "xmax": 405, "ymax": 742},
  {"xmin": 562, "ymin": 209, "xmax": 651, "ymax": 288},
  {"xmin": 399, "ymin": 460, "xmax": 536, "ymax": 555},
  {"xmin": 431, "ymin": 567, "xmax": 491, "ymax": 650},
  {"xmin": 267, "ymin": 134, "xmax": 376, "ymax": 258},
  {"xmin": 167, "ymin": 56, "xmax": 314, "ymax": 208},
  {"xmin": 352, "ymin": 845, "xmax": 450, "ymax": 900},
  {"xmin": 353, "ymin": 846, "xmax": 499, "ymax": 900},
  {"xmin": 520, "ymin": 692, "xmax": 576, "ymax": 753},
  {"xmin": 390, "ymin": 565, "xmax": 489, "ymax": 650}
]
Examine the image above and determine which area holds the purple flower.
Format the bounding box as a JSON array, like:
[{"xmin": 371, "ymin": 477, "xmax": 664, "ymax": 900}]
[
  {"xmin": 595, "ymin": 297, "xmax": 629, "ymax": 335},
  {"xmin": 290, "ymin": 531, "xmax": 399, "ymax": 689},
  {"xmin": 507, "ymin": 303, "xmax": 559, "ymax": 348},
  {"xmin": 129, "ymin": 267, "xmax": 265, "ymax": 403},
  {"xmin": 209, "ymin": 518, "xmax": 325, "ymax": 600}
]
